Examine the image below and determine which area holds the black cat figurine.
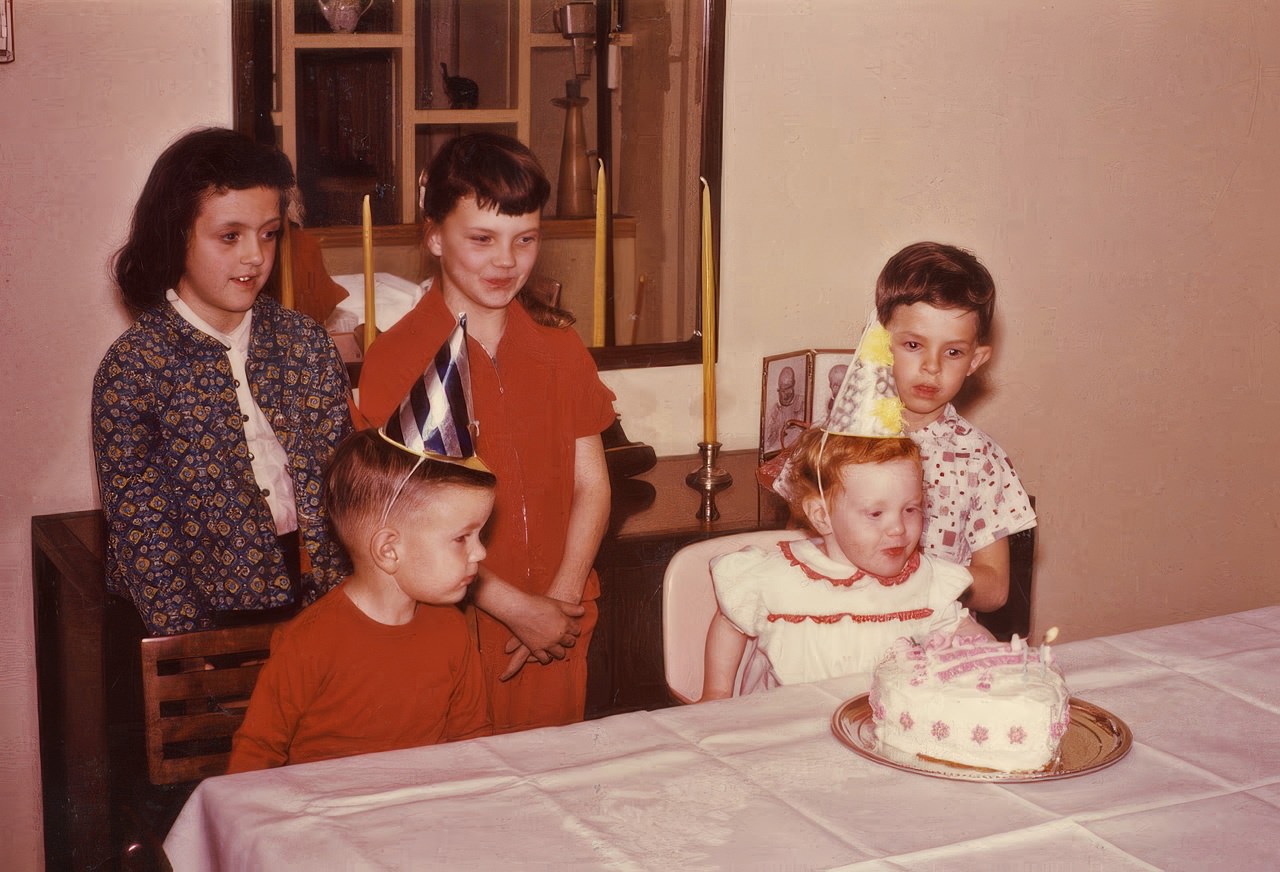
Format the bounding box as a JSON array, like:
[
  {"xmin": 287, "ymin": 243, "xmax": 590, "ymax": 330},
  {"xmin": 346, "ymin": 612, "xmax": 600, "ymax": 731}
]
[{"xmin": 440, "ymin": 63, "xmax": 479, "ymax": 110}]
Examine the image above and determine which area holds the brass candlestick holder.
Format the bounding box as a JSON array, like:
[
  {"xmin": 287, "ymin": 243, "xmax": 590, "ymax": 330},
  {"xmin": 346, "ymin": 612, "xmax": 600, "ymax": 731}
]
[{"xmin": 685, "ymin": 441, "xmax": 733, "ymax": 522}]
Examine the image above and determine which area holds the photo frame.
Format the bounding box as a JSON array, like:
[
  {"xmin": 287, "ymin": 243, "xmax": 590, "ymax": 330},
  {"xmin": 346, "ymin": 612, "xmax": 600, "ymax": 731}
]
[
  {"xmin": 759, "ymin": 351, "xmax": 812, "ymax": 460},
  {"xmin": 812, "ymin": 348, "xmax": 857, "ymax": 429},
  {"xmin": 758, "ymin": 348, "xmax": 856, "ymax": 460}
]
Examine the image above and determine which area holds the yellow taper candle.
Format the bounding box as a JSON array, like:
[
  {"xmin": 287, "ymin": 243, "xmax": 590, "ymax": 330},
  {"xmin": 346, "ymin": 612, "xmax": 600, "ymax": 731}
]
[
  {"xmin": 700, "ymin": 176, "xmax": 717, "ymax": 444},
  {"xmin": 279, "ymin": 217, "xmax": 295, "ymax": 310},
  {"xmin": 362, "ymin": 195, "xmax": 376, "ymax": 351},
  {"xmin": 592, "ymin": 159, "xmax": 607, "ymax": 347}
]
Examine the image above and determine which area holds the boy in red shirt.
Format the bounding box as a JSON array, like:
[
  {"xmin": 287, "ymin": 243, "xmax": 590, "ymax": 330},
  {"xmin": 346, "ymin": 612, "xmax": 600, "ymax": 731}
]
[{"xmin": 230, "ymin": 399, "xmax": 495, "ymax": 770}]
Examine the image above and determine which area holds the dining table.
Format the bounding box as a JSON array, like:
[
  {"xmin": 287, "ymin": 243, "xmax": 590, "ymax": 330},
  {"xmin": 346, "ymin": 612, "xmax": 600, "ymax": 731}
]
[{"xmin": 164, "ymin": 605, "xmax": 1280, "ymax": 871}]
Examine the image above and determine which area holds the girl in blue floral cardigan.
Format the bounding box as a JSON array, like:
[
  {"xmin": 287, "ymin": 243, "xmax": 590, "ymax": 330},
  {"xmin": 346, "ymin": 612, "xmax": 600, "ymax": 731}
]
[{"xmin": 92, "ymin": 127, "xmax": 354, "ymax": 635}]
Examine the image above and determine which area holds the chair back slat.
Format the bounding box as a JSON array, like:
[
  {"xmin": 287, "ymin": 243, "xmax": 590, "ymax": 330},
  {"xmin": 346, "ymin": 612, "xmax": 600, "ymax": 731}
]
[{"xmin": 139, "ymin": 622, "xmax": 280, "ymax": 785}]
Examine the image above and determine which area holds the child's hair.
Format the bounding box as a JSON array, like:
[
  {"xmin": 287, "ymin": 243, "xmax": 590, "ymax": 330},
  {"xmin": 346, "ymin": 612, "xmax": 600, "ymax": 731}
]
[
  {"xmin": 323, "ymin": 429, "xmax": 496, "ymax": 554},
  {"xmin": 874, "ymin": 242, "xmax": 996, "ymax": 342},
  {"xmin": 421, "ymin": 132, "xmax": 551, "ymax": 223},
  {"xmin": 782, "ymin": 429, "xmax": 921, "ymax": 527},
  {"xmin": 112, "ymin": 127, "xmax": 296, "ymax": 316},
  {"xmin": 421, "ymin": 132, "xmax": 573, "ymax": 328}
]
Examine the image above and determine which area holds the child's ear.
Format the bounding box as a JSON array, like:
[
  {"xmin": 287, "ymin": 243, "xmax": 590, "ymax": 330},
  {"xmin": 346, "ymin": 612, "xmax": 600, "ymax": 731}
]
[
  {"xmin": 424, "ymin": 220, "xmax": 444, "ymax": 259},
  {"xmin": 369, "ymin": 526, "xmax": 402, "ymax": 574},
  {"xmin": 802, "ymin": 495, "xmax": 834, "ymax": 536},
  {"xmin": 967, "ymin": 344, "xmax": 993, "ymax": 376}
]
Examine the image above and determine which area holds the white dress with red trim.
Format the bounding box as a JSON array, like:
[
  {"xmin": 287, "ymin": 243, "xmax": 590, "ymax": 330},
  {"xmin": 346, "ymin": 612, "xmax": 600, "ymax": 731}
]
[{"xmin": 711, "ymin": 537, "xmax": 972, "ymax": 687}]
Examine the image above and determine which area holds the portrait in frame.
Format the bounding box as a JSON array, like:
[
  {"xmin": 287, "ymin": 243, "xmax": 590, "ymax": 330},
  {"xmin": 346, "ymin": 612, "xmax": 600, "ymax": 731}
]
[{"xmin": 759, "ymin": 351, "xmax": 812, "ymax": 459}]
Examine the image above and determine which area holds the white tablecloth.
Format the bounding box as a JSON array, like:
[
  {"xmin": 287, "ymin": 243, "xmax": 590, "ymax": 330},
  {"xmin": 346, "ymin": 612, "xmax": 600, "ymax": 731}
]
[{"xmin": 164, "ymin": 606, "xmax": 1280, "ymax": 871}]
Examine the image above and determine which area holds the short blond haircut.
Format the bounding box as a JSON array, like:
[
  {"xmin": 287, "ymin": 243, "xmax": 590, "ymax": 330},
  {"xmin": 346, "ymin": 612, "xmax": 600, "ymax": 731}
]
[{"xmin": 323, "ymin": 430, "xmax": 495, "ymax": 554}]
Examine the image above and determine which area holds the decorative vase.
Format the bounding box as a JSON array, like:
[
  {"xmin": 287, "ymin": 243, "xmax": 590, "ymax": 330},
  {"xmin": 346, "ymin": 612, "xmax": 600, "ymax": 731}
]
[
  {"xmin": 553, "ymin": 79, "xmax": 593, "ymax": 218},
  {"xmin": 317, "ymin": 0, "xmax": 373, "ymax": 34}
]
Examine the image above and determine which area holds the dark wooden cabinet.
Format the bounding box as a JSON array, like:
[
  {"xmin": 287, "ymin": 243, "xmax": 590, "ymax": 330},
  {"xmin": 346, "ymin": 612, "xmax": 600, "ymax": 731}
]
[{"xmin": 33, "ymin": 511, "xmax": 185, "ymax": 871}]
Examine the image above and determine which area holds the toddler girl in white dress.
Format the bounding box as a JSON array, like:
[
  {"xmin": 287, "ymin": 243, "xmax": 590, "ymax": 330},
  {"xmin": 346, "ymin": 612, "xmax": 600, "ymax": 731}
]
[{"xmin": 702, "ymin": 320, "xmax": 989, "ymax": 700}]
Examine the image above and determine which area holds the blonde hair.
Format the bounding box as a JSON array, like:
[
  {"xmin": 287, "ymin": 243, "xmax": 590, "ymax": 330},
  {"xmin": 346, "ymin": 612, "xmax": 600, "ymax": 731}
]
[{"xmin": 323, "ymin": 430, "xmax": 495, "ymax": 553}]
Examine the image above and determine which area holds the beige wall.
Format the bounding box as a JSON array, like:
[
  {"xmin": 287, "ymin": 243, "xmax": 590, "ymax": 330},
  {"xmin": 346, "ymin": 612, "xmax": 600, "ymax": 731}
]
[{"xmin": 3, "ymin": 0, "xmax": 1279, "ymax": 866}]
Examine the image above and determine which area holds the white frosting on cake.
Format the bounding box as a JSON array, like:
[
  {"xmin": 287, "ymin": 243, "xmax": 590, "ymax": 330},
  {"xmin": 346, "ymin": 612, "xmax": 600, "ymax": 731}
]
[{"xmin": 869, "ymin": 633, "xmax": 1071, "ymax": 772}]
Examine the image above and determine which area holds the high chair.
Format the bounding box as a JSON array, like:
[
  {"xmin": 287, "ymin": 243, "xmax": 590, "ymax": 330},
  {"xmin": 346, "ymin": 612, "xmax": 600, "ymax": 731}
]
[{"xmin": 661, "ymin": 529, "xmax": 807, "ymax": 704}]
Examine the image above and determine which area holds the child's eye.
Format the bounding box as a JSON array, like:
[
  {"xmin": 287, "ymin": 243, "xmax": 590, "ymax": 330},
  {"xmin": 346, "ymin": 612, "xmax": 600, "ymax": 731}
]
[
  {"xmin": 902, "ymin": 341, "xmax": 920, "ymax": 351},
  {"xmin": 469, "ymin": 235, "xmax": 490, "ymax": 244},
  {"xmin": 945, "ymin": 348, "xmax": 965, "ymax": 358},
  {"xmin": 222, "ymin": 232, "xmax": 239, "ymax": 243},
  {"xmin": 519, "ymin": 235, "xmax": 538, "ymax": 245}
]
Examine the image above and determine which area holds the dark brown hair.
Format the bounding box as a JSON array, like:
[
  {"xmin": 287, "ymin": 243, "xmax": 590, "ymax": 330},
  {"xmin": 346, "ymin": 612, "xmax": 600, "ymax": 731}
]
[
  {"xmin": 421, "ymin": 132, "xmax": 550, "ymax": 223},
  {"xmin": 111, "ymin": 127, "xmax": 295, "ymax": 316},
  {"xmin": 874, "ymin": 242, "xmax": 996, "ymax": 342}
]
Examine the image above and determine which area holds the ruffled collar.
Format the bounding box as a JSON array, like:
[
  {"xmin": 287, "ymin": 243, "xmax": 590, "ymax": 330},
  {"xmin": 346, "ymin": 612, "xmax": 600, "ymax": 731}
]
[{"xmin": 779, "ymin": 537, "xmax": 921, "ymax": 587}]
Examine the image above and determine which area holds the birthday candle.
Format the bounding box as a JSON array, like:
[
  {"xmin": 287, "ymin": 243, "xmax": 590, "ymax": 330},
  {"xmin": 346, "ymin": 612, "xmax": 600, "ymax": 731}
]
[
  {"xmin": 279, "ymin": 217, "xmax": 295, "ymax": 310},
  {"xmin": 362, "ymin": 195, "xmax": 376, "ymax": 351},
  {"xmin": 592, "ymin": 159, "xmax": 607, "ymax": 347},
  {"xmin": 700, "ymin": 177, "xmax": 717, "ymax": 444}
]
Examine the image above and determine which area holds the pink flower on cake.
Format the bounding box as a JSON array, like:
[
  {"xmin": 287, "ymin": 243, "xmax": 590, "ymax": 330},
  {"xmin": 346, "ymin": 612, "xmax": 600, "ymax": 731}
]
[
  {"xmin": 871, "ymin": 700, "xmax": 886, "ymax": 721},
  {"xmin": 971, "ymin": 725, "xmax": 989, "ymax": 745},
  {"xmin": 1008, "ymin": 726, "xmax": 1026, "ymax": 744},
  {"xmin": 899, "ymin": 712, "xmax": 914, "ymax": 731},
  {"xmin": 931, "ymin": 721, "xmax": 950, "ymax": 740}
]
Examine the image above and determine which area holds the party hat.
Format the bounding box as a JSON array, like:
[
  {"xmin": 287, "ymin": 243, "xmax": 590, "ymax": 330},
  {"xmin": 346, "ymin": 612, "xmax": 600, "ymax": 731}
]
[
  {"xmin": 378, "ymin": 315, "xmax": 489, "ymax": 472},
  {"xmin": 823, "ymin": 314, "xmax": 904, "ymax": 438}
]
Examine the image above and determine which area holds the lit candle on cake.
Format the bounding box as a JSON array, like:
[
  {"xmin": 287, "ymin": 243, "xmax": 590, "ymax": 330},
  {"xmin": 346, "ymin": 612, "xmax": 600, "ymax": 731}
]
[
  {"xmin": 592, "ymin": 159, "xmax": 607, "ymax": 347},
  {"xmin": 362, "ymin": 195, "xmax": 376, "ymax": 351},
  {"xmin": 1040, "ymin": 626, "xmax": 1059, "ymax": 675},
  {"xmin": 700, "ymin": 176, "xmax": 717, "ymax": 444}
]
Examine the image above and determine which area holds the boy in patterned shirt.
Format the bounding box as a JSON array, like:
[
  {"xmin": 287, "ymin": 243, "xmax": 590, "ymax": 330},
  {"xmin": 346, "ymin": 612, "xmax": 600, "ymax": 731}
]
[{"xmin": 875, "ymin": 241, "xmax": 1036, "ymax": 612}]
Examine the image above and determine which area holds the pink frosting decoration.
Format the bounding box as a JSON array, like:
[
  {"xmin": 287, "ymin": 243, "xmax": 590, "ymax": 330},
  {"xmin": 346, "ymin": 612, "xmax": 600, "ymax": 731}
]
[
  {"xmin": 936, "ymin": 654, "xmax": 1026, "ymax": 682},
  {"xmin": 766, "ymin": 608, "xmax": 933, "ymax": 625},
  {"xmin": 971, "ymin": 725, "xmax": 989, "ymax": 745},
  {"xmin": 899, "ymin": 711, "xmax": 914, "ymax": 731},
  {"xmin": 931, "ymin": 721, "xmax": 950, "ymax": 740},
  {"xmin": 1008, "ymin": 726, "xmax": 1026, "ymax": 744}
]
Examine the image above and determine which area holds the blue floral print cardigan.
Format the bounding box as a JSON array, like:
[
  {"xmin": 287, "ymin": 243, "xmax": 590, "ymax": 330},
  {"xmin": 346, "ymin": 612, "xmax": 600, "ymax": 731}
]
[{"xmin": 92, "ymin": 296, "xmax": 353, "ymax": 634}]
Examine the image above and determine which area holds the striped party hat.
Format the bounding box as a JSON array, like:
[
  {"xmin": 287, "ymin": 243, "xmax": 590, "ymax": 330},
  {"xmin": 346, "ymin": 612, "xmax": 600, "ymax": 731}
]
[
  {"xmin": 823, "ymin": 314, "xmax": 905, "ymax": 438},
  {"xmin": 378, "ymin": 315, "xmax": 489, "ymax": 472}
]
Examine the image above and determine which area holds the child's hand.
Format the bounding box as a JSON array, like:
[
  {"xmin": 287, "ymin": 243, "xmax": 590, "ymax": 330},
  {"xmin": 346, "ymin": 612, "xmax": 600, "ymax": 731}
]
[{"xmin": 497, "ymin": 593, "xmax": 585, "ymax": 681}]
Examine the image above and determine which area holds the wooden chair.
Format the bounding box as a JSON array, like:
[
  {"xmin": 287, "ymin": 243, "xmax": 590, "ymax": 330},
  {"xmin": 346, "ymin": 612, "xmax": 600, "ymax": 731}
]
[
  {"xmin": 661, "ymin": 530, "xmax": 806, "ymax": 704},
  {"xmin": 139, "ymin": 623, "xmax": 278, "ymax": 785}
]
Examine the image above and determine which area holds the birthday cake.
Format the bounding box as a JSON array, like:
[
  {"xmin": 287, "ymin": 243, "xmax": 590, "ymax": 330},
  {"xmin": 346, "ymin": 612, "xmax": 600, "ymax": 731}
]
[{"xmin": 869, "ymin": 634, "xmax": 1071, "ymax": 772}]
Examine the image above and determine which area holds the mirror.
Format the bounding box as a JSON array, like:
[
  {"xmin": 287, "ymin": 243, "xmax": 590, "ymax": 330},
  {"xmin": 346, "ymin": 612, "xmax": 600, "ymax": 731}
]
[{"xmin": 231, "ymin": 0, "xmax": 724, "ymax": 371}]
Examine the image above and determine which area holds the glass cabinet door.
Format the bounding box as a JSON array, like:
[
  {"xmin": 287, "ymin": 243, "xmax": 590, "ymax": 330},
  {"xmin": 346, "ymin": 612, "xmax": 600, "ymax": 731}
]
[{"xmin": 235, "ymin": 0, "xmax": 724, "ymax": 368}]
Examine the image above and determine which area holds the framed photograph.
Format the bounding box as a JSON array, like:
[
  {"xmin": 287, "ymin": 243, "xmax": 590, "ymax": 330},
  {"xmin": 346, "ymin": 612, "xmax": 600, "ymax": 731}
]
[
  {"xmin": 758, "ymin": 348, "xmax": 858, "ymax": 460},
  {"xmin": 812, "ymin": 349, "xmax": 857, "ymax": 429},
  {"xmin": 759, "ymin": 351, "xmax": 812, "ymax": 459}
]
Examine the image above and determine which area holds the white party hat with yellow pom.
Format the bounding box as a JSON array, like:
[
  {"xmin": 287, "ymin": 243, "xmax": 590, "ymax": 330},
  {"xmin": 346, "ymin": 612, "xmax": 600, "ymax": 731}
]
[{"xmin": 822, "ymin": 314, "xmax": 904, "ymax": 438}]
